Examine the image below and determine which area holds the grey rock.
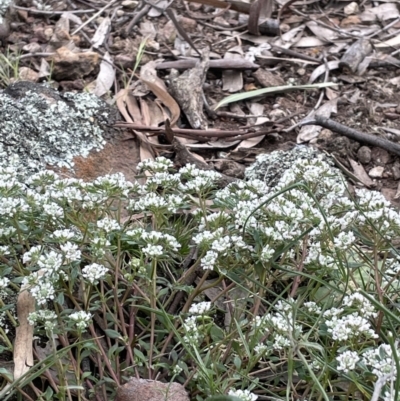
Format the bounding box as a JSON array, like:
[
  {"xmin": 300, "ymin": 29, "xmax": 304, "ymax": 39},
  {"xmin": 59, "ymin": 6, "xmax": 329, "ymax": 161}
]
[{"xmin": 0, "ymin": 81, "xmax": 117, "ymax": 177}]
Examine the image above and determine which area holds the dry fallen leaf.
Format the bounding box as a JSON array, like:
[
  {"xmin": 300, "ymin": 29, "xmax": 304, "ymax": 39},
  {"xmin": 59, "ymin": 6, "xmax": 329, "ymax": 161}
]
[
  {"xmin": 125, "ymin": 93, "xmax": 143, "ymax": 124},
  {"xmin": 222, "ymin": 47, "xmax": 244, "ymax": 93},
  {"xmin": 93, "ymin": 52, "xmax": 115, "ymax": 97},
  {"xmin": 115, "ymin": 88, "xmax": 156, "ymax": 162},
  {"xmin": 348, "ymin": 158, "xmax": 375, "ymax": 188},
  {"xmin": 91, "ymin": 17, "xmax": 111, "ymax": 48},
  {"xmin": 297, "ymin": 99, "xmax": 338, "ymax": 143},
  {"xmin": 140, "ymin": 62, "xmax": 180, "ymax": 126}
]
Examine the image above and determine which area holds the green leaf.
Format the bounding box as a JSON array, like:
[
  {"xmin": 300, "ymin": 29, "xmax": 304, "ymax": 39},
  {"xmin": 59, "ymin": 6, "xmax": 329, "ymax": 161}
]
[
  {"xmin": 134, "ymin": 348, "xmax": 147, "ymax": 362},
  {"xmin": 104, "ymin": 329, "xmax": 122, "ymax": 339},
  {"xmin": 0, "ymin": 367, "xmax": 13, "ymax": 381},
  {"xmin": 43, "ymin": 386, "xmax": 54, "ymax": 400},
  {"xmin": 214, "ymin": 82, "xmax": 338, "ymax": 110},
  {"xmin": 210, "ymin": 324, "xmax": 224, "ymax": 342},
  {"xmin": 233, "ymin": 355, "xmax": 241, "ymax": 370},
  {"xmin": 205, "ymin": 396, "xmax": 243, "ymax": 401}
]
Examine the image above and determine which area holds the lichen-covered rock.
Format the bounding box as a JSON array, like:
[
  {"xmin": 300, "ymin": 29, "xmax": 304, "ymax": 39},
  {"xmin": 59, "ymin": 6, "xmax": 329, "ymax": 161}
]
[
  {"xmin": 115, "ymin": 378, "xmax": 189, "ymax": 401},
  {"xmin": 245, "ymin": 145, "xmax": 343, "ymax": 187},
  {"xmin": 0, "ymin": 81, "xmax": 117, "ymax": 176}
]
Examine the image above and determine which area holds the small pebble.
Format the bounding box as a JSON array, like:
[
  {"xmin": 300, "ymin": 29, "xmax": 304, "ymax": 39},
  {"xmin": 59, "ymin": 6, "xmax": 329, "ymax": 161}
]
[
  {"xmin": 369, "ymin": 166, "xmax": 384, "ymax": 178},
  {"xmin": 357, "ymin": 146, "xmax": 371, "ymax": 164},
  {"xmin": 344, "ymin": 2, "xmax": 359, "ymax": 15}
]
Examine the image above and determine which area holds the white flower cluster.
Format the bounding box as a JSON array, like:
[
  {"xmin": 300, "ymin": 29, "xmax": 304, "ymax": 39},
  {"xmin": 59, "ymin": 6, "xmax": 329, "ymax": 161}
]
[
  {"xmin": 324, "ymin": 292, "xmax": 377, "ymax": 342},
  {"xmin": 325, "ymin": 312, "xmax": 378, "ymax": 342},
  {"xmin": 125, "ymin": 228, "xmax": 181, "ymax": 259},
  {"xmin": 137, "ymin": 157, "xmax": 173, "ymax": 173},
  {"xmin": 179, "ymin": 165, "xmax": 221, "ymax": 193},
  {"xmin": 52, "ymin": 229, "xmax": 79, "ymax": 242},
  {"xmin": 144, "ymin": 172, "xmax": 181, "ymax": 192},
  {"xmin": 82, "ymin": 263, "xmax": 108, "ymax": 284},
  {"xmin": 129, "ymin": 192, "xmax": 187, "ymax": 214},
  {"xmin": 228, "ymin": 389, "xmax": 258, "ymax": 401},
  {"xmin": 362, "ymin": 344, "xmax": 397, "ymax": 379},
  {"xmin": 188, "ymin": 302, "xmax": 212, "ymax": 315},
  {"xmin": 93, "ymin": 173, "xmax": 134, "ymax": 197},
  {"xmin": 90, "ymin": 236, "xmax": 111, "ymax": 258},
  {"xmin": 336, "ymin": 350, "xmax": 360, "ymax": 373},
  {"xmin": 182, "ymin": 316, "xmax": 202, "ymax": 344},
  {"xmin": 28, "ymin": 310, "xmax": 57, "ymax": 332},
  {"xmin": 193, "ymin": 228, "xmax": 252, "ymax": 271},
  {"xmin": 97, "ymin": 217, "xmax": 121, "ymax": 232},
  {"xmin": 69, "ymin": 311, "xmax": 92, "ymax": 332},
  {"xmin": 0, "ymin": 277, "xmax": 9, "ymax": 289},
  {"xmin": 60, "ymin": 242, "xmax": 81, "ymax": 263},
  {"xmin": 252, "ymin": 299, "xmax": 299, "ymax": 352}
]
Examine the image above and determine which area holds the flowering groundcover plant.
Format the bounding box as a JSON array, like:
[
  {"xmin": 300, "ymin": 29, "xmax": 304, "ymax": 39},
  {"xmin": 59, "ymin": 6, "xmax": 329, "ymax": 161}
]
[{"xmin": 0, "ymin": 153, "xmax": 400, "ymax": 401}]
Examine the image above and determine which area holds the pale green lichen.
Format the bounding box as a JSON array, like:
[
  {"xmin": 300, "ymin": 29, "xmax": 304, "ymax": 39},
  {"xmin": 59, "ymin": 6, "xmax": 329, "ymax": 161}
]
[
  {"xmin": 0, "ymin": 83, "xmax": 114, "ymax": 176},
  {"xmin": 245, "ymin": 146, "xmax": 338, "ymax": 186}
]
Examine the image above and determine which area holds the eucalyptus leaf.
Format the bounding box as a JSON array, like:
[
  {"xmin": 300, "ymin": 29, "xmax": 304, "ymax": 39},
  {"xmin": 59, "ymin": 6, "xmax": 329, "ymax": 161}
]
[{"xmin": 214, "ymin": 82, "xmax": 338, "ymax": 109}]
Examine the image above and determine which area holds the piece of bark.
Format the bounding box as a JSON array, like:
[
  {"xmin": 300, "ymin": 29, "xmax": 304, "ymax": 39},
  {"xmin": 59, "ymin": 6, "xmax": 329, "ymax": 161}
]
[
  {"xmin": 339, "ymin": 38, "xmax": 372, "ymax": 73},
  {"xmin": 168, "ymin": 50, "xmax": 209, "ymax": 130},
  {"xmin": 157, "ymin": 58, "xmax": 259, "ymax": 71}
]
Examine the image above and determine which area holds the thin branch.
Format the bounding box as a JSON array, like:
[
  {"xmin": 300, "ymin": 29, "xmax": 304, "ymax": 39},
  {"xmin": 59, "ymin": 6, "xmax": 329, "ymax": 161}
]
[{"xmin": 302, "ymin": 115, "xmax": 400, "ymax": 157}]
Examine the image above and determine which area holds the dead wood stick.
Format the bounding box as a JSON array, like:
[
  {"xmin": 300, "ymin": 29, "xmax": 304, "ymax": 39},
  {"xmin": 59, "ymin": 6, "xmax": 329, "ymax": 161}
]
[
  {"xmin": 304, "ymin": 116, "xmax": 400, "ymax": 157},
  {"xmin": 270, "ymin": 45, "xmax": 320, "ymax": 63},
  {"xmin": 115, "ymin": 122, "xmax": 248, "ymax": 137},
  {"xmin": 124, "ymin": 4, "xmax": 151, "ymax": 36},
  {"xmin": 226, "ymin": 128, "xmax": 280, "ymax": 141},
  {"xmin": 156, "ymin": 58, "xmax": 260, "ymax": 71}
]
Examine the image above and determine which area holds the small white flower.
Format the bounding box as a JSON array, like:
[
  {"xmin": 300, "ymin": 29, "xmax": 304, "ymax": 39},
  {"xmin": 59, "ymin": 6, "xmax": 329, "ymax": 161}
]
[
  {"xmin": 0, "ymin": 277, "xmax": 10, "ymax": 289},
  {"xmin": 43, "ymin": 202, "xmax": 64, "ymax": 219},
  {"xmin": 273, "ymin": 334, "xmax": 291, "ymax": 350},
  {"xmin": 303, "ymin": 301, "xmax": 322, "ymax": 314},
  {"xmin": 97, "ymin": 217, "xmax": 120, "ymax": 232},
  {"xmin": 52, "ymin": 229, "xmax": 78, "ymax": 241},
  {"xmin": 189, "ymin": 302, "xmax": 212, "ymax": 315},
  {"xmin": 37, "ymin": 251, "xmax": 63, "ymax": 272},
  {"xmin": 201, "ymin": 250, "xmax": 218, "ymax": 270},
  {"xmin": 260, "ymin": 244, "xmax": 274, "ymax": 262},
  {"xmin": 28, "ymin": 310, "xmax": 57, "ymax": 331},
  {"xmin": 23, "ymin": 245, "xmax": 42, "ymax": 264},
  {"xmin": 60, "ymin": 242, "xmax": 81, "ymax": 262},
  {"xmin": 254, "ymin": 344, "xmax": 268, "ymax": 355},
  {"xmin": 137, "ymin": 157, "xmax": 173, "ymax": 173},
  {"xmin": 334, "ymin": 231, "xmax": 356, "ymax": 250},
  {"xmin": 82, "ymin": 263, "xmax": 108, "ymax": 284},
  {"xmin": 228, "ymin": 389, "xmax": 258, "ymax": 401},
  {"xmin": 142, "ymin": 244, "xmax": 164, "ymax": 258},
  {"xmin": 0, "ymin": 245, "xmax": 10, "ymax": 256},
  {"xmin": 182, "ymin": 316, "xmax": 202, "ymax": 343},
  {"xmin": 336, "ymin": 350, "xmax": 360, "ymax": 373},
  {"xmin": 69, "ymin": 311, "xmax": 92, "ymax": 331}
]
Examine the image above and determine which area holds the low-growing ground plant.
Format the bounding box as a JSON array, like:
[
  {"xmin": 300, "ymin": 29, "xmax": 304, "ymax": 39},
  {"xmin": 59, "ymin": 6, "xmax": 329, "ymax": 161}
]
[{"xmin": 0, "ymin": 153, "xmax": 399, "ymax": 401}]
